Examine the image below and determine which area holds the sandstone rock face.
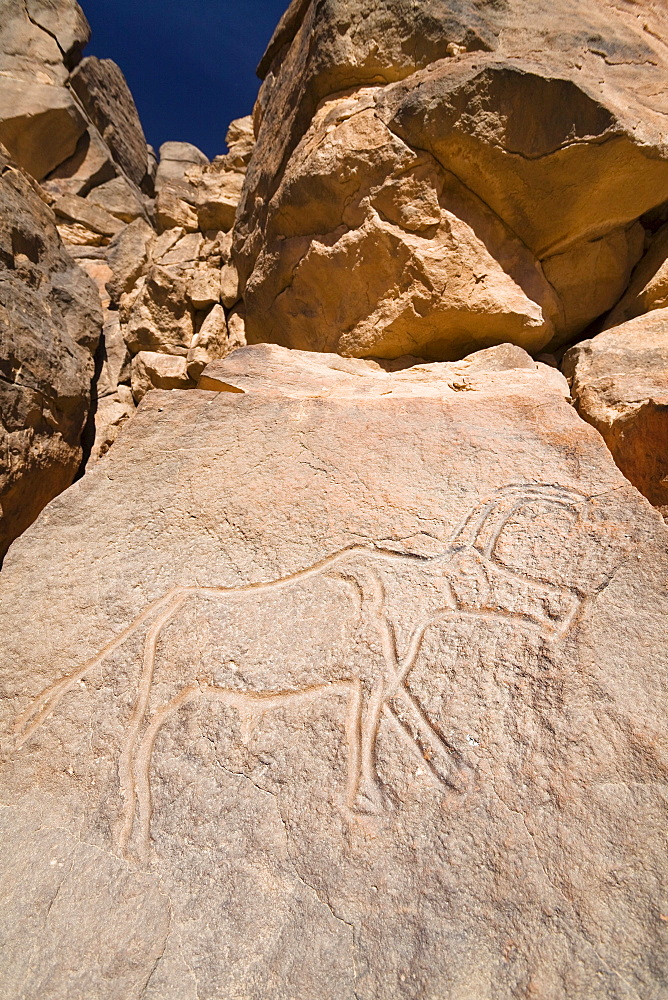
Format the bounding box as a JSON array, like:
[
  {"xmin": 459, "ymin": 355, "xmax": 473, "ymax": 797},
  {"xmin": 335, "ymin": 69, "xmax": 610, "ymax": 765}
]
[
  {"xmin": 0, "ymin": 0, "xmax": 90, "ymax": 86},
  {"xmin": 0, "ymin": 76, "xmax": 88, "ymax": 181},
  {"xmin": 1, "ymin": 345, "xmax": 667, "ymax": 997},
  {"xmin": 564, "ymin": 309, "xmax": 668, "ymax": 515},
  {"xmin": 130, "ymin": 350, "xmax": 193, "ymax": 402},
  {"xmin": 604, "ymin": 222, "xmax": 668, "ymax": 329},
  {"xmin": 236, "ymin": 0, "xmax": 668, "ymax": 359},
  {"xmin": 69, "ymin": 56, "xmax": 150, "ymax": 189},
  {"xmin": 0, "ymin": 146, "xmax": 101, "ymax": 560}
]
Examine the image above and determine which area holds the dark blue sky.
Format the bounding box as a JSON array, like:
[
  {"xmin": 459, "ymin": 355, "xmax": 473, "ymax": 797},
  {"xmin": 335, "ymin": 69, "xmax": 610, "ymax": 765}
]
[{"xmin": 79, "ymin": 0, "xmax": 289, "ymax": 158}]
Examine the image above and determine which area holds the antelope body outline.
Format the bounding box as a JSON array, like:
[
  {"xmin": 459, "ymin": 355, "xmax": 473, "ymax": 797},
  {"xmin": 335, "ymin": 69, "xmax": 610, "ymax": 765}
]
[{"xmin": 14, "ymin": 484, "xmax": 594, "ymax": 858}]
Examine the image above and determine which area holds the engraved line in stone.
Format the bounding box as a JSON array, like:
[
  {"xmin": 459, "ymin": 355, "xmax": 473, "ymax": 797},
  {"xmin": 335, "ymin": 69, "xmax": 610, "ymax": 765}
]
[
  {"xmin": 14, "ymin": 544, "xmax": 430, "ymax": 745},
  {"xmin": 130, "ymin": 681, "xmax": 357, "ymax": 858},
  {"xmin": 117, "ymin": 593, "xmax": 187, "ymax": 854}
]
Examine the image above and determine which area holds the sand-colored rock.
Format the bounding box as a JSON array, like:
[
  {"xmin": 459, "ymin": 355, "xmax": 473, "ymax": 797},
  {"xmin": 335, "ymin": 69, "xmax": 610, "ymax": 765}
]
[
  {"xmin": 196, "ymin": 162, "xmax": 245, "ymax": 232},
  {"xmin": 0, "ymin": 145, "xmax": 101, "ymax": 560},
  {"xmin": 187, "ymin": 304, "xmax": 233, "ymax": 379},
  {"xmin": 188, "ymin": 268, "xmax": 220, "ymax": 310},
  {"xmin": 89, "ymin": 385, "xmax": 134, "ymax": 464},
  {"xmin": 53, "ymin": 193, "xmax": 124, "ymax": 241},
  {"xmin": 220, "ymin": 259, "xmax": 240, "ymax": 308},
  {"xmin": 86, "ymin": 175, "xmax": 148, "ymax": 223},
  {"xmin": 604, "ymin": 223, "xmax": 668, "ymax": 329},
  {"xmin": 0, "ymin": 77, "xmax": 87, "ymax": 181},
  {"xmin": 155, "ymin": 141, "xmax": 209, "ymax": 197},
  {"xmin": 563, "ymin": 308, "xmax": 668, "ymax": 513},
  {"xmin": 224, "ymin": 115, "xmax": 255, "ymax": 169},
  {"xmin": 0, "ymin": 0, "xmax": 89, "ymax": 86},
  {"xmin": 41, "ymin": 125, "xmax": 117, "ymax": 198},
  {"xmin": 131, "ymin": 350, "xmax": 194, "ymax": 402},
  {"xmin": 155, "ymin": 188, "xmax": 199, "ymax": 234},
  {"xmin": 105, "ymin": 217, "xmax": 155, "ymax": 301},
  {"xmin": 236, "ymin": 0, "xmax": 668, "ymax": 359},
  {"xmin": 123, "ymin": 265, "xmax": 194, "ymax": 356},
  {"xmin": 69, "ymin": 56, "xmax": 150, "ymax": 188},
  {"xmin": 1, "ymin": 345, "xmax": 667, "ymax": 997},
  {"xmin": 226, "ymin": 302, "xmax": 247, "ymax": 351},
  {"xmin": 199, "ymin": 342, "xmax": 568, "ymax": 398},
  {"xmin": 243, "ymin": 93, "xmax": 562, "ymax": 359}
]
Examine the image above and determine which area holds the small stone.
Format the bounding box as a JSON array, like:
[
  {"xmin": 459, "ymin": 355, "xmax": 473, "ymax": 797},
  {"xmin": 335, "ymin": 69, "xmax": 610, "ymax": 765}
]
[
  {"xmin": 188, "ymin": 268, "xmax": 220, "ymax": 310},
  {"xmin": 131, "ymin": 350, "xmax": 194, "ymax": 402}
]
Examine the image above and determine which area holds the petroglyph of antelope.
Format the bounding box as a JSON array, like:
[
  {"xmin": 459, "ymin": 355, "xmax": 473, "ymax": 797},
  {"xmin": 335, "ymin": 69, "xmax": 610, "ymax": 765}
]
[{"xmin": 14, "ymin": 484, "xmax": 611, "ymax": 859}]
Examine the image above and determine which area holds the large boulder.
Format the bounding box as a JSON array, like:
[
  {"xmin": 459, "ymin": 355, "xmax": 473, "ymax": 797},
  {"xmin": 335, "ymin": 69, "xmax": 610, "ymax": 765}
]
[
  {"xmin": 69, "ymin": 56, "xmax": 151, "ymax": 188},
  {"xmin": 235, "ymin": 0, "xmax": 668, "ymax": 359},
  {"xmin": 604, "ymin": 222, "xmax": 668, "ymax": 329},
  {"xmin": 563, "ymin": 308, "xmax": 668, "ymax": 515},
  {"xmin": 0, "ymin": 146, "xmax": 101, "ymax": 561},
  {"xmin": 1, "ymin": 345, "xmax": 668, "ymax": 997},
  {"xmin": 0, "ymin": 76, "xmax": 88, "ymax": 181},
  {"xmin": 0, "ymin": 0, "xmax": 92, "ymax": 180},
  {"xmin": 0, "ymin": 0, "xmax": 90, "ymax": 86}
]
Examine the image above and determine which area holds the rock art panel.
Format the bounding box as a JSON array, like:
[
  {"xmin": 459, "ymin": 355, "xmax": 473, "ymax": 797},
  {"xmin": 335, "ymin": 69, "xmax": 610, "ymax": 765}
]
[{"xmin": 1, "ymin": 348, "xmax": 667, "ymax": 998}]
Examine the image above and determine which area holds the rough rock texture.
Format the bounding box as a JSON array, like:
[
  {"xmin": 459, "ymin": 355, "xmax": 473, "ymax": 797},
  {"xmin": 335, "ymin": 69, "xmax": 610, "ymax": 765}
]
[
  {"xmin": 0, "ymin": 76, "xmax": 88, "ymax": 182},
  {"xmin": 1, "ymin": 345, "xmax": 667, "ymax": 998},
  {"xmin": 131, "ymin": 350, "xmax": 194, "ymax": 402},
  {"xmin": 0, "ymin": 145, "xmax": 101, "ymax": 560},
  {"xmin": 0, "ymin": 0, "xmax": 90, "ymax": 86},
  {"xmin": 69, "ymin": 56, "xmax": 150, "ymax": 189},
  {"xmin": 564, "ymin": 309, "xmax": 668, "ymax": 514},
  {"xmin": 604, "ymin": 222, "xmax": 668, "ymax": 329},
  {"xmin": 235, "ymin": 0, "xmax": 668, "ymax": 359}
]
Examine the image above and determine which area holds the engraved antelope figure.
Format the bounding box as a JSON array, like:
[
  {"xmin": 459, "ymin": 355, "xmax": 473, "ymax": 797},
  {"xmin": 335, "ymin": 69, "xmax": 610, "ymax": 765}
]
[{"xmin": 15, "ymin": 485, "xmax": 595, "ymax": 858}]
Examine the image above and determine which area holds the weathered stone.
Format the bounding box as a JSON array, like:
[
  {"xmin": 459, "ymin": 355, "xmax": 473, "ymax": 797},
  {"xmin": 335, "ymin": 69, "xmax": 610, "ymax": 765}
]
[
  {"xmin": 224, "ymin": 115, "xmax": 255, "ymax": 169},
  {"xmin": 130, "ymin": 350, "xmax": 193, "ymax": 402},
  {"xmin": 220, "ymin": 259, "xmax": 240, "ymax": 308},
  {"xmin": 242, "ymin": 91, "xmax": 562, "ymax": 359},
  {"xmin": 24, "ymin": 0, "xmax": 90, "ymax": 69},
  {"xmin": 155, "ymin": 140, "xmax": 208, "ymax": 201},
  {"xmin": 196, "ymin": 163, "xmax": 245, "ymax": 232},
  {"xmin": 53, "ymin": 193, "xmax": 124, "ymax": 242},
  {"xmin": 0, "ymin": 145, "xmax": 101, "ymax": 560},
  {"xmin": 187, "ymin": 304, "xmax": 231, "ymax": 379},
  {"xmin": 123, "ymin": 265, "xmax": 194, "ymax": 356},
  {"xmin": 0, "ymin": 77, "xmax": 87, "ymax": 181},
  {"xmin": 105, "ymin": 217, "xmax": 155, "ymax": 302},
  {"xmin": 199, "ymin": 342, "xmax": 569, "ymax": 398},
  {"xmin": 226, "ymin": 302, "xmax": 247, "ymax": 352},
  {"xmin": 96, "ymin": 311, "xmax": 131, "ymax": 399},
  {"xmin": 69, "ymin": 56, "xmax": 150, "ymax": 188},
  {"xmin": 0, "ymin": 0, "xmax": 89, "ymax": 86},
  {"xmin": 155, "ymin": 188, "xmax": 199, "ymax": 234},
  {"xmin": 155, "ymin": 232, "xmax": 203, "ymax": 269},
  {"xmin": 236, "ymin": 0, "xmax": 668, "ymax": 359},
  {"xmin": 86, "ymin": 175, "xmax": 148, "ymax": 223},
  {"xmin": 604, "ymin": 222, "xmax": 668, "ymax": 329},
  {"xmin": 56, "ymin": 222, "xmax": 107, "ymax": 247},
  {"xmin": 188, "ymin": 268, "xmax": 220, "ymax": 310},
  {"xmin": 41, "ymin": 125, "xmax": 117, "ymax": 199},
  {"xmin": 563, "ymin": 307, "xmax": 668, "ymax": 514},
  {"xmin": 2, "ymin": 345, "xmax": 667, "ymax": 997},
  {"xmin": 89, "ymin": 385, "xmax": 134, "ymax": 464}
]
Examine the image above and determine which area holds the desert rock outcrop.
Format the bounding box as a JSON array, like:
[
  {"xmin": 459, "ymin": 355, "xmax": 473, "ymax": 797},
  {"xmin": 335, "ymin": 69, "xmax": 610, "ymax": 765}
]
[
  {"xmin": 2, "ymin": 345, "xmax": 668, "ymax": 997},
  {"xmin": 0, "ymin": 144, "xmax": 101, "ymax": 560},
  {"xmin": 564, "ymin": 308, "xmax": 668, "ymax": 514},
  {"xmin": 235, "ymin": 0, "xmax": 668, "ymax": 359}
]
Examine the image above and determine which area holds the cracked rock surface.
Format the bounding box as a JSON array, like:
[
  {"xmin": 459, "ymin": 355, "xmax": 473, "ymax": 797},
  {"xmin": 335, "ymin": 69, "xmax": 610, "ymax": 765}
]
[
  {"xmin": 1, "ymin": 345, "xmax": 667, "ymax": 998},
  {"xmin": 235, "ymin": 0, "xmax": 668, "ymax": 359}
]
